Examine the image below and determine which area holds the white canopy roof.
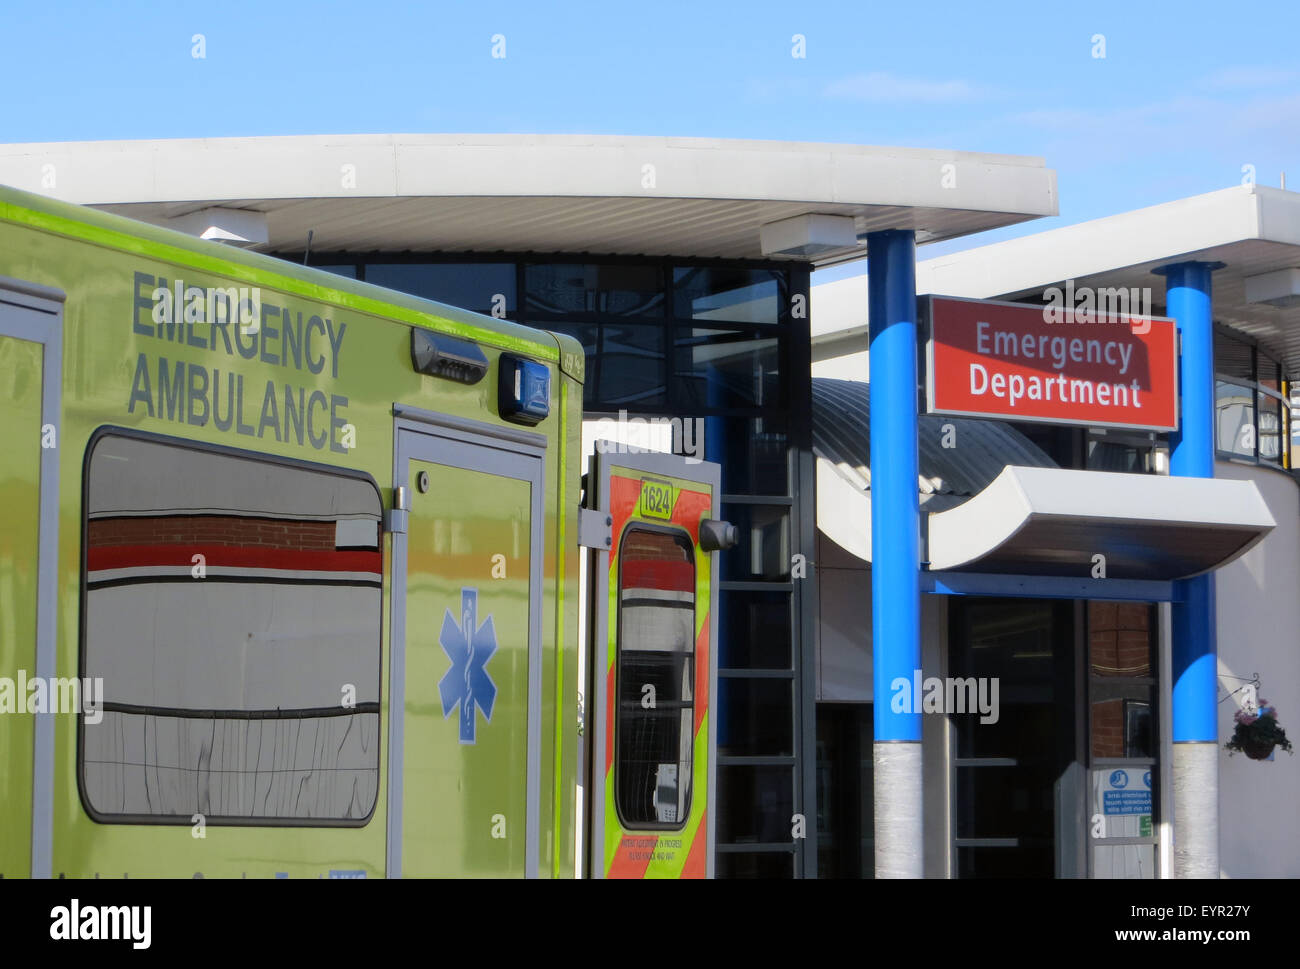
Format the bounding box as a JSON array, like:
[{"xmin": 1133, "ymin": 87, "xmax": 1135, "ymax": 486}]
[{"xmin": 0, "ymin": 134, "xmax": 1057, "ymax": 265}]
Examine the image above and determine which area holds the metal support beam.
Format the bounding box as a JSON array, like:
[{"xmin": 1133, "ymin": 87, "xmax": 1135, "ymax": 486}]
[
  {"xmin": 1156, "ymin": 260, "xmax": 1223, "ymax": 879},
  {"xmin": 921, "ymin": 571, "xmax": 1179, "ymax": 602},
  {"xmin": 867, "ymin": 229, "xmax": 922, "ymax": 878}
]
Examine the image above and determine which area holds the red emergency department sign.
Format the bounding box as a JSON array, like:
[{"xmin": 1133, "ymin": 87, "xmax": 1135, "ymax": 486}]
[{"xmin": 924, "ymin": 295, "xmax": 1179, "ymax": 432}]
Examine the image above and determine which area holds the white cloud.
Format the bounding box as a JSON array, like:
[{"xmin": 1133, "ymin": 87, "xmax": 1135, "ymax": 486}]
[
  {"xmin": 822, "ymin": 71, "xmax": 988, "ymax": 104},
  {"xmin": 991, "ymin": 90, "xmax": 1300, "ymax": 171},
  {"xmin": 743, "ymin": 76, "xmax": 814, "ymax": 101},
  {"xmin": 1198, "ymin": 66, "xmax": 1298, "ymax": 91}
]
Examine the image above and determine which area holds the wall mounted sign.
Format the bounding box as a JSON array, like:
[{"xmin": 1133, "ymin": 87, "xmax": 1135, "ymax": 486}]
[{"xmin": 924, "ymin": 295, "xmax": 1179, "ymax": 432}]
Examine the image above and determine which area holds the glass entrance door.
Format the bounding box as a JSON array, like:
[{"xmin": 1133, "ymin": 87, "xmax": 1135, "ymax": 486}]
[
  {"xmin": 949, "ymin": 598, "xmax": 1079, "ymax": 878},
  {"xmin": 948, "ymin": 597, "xmax": 1161, "ymax": 878}
]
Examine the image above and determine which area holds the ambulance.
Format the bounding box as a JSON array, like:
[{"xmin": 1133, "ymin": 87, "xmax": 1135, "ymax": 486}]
[{"xmin": 0, "ymin": 184, "xmax": 730, "ymax": 878}]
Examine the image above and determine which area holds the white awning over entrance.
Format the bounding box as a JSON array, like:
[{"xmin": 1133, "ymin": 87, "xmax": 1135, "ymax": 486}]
[
  {"xmin": 926, "ymin": 465, "xmax": 1274, "ymax": 579},
  {"xmin": 812, "ymin": 379, "xmax": 1277, "ymax": 580}
]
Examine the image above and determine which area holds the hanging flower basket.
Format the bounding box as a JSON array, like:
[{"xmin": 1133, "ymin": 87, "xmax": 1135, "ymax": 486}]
[{"xmin": 1225, "ymin": 702, "xmax": 1294, "ymax": 761}]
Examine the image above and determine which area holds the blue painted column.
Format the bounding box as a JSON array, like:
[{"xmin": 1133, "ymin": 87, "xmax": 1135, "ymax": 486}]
[
  {"xmin": 1157, "ymin": 260, "xmax": 1223, "ymax": 879},
  {"xmin": 867, "ymin": 229, "xmax": 922, "ymax": 878}
]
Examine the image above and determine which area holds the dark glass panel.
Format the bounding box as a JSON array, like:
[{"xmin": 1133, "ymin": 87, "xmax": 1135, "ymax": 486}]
[
  {"xmin": 1214, "ymin": 329, "xmax": 1254, "ymax": 381},
  {"xmin": 718, "ymin": 589, "xmax": 791, "ymax": 669},
  {"xmin": 954, "ymin": 766, "xmax": 1056, "ymax": 839},
  {"xmin": 716, "ymin": 765, "xmax": 793, "ymax": 843},
  {"xmin": 312, "ymin": 264, "xmax": 357, "ymax": 279},
  {"xmin": 525, "ymin": 263, "xmax": 664, "ymax": 320},
  {"xmin": 1259, "ymin": 354, "xmax": 1282, "ymax": 392},
  {"xmin": 674, "ymin": 327, "xmax": 783, "ymax": 409},
  {"xmin": 814, "ymin": 704, "xmax": 874, "ymax": 879},
  {"xmin": 364, "ymin": 262, "xmax": 516, "ymax": 317},
  {"xmin": 719, "ymin": 503, "xmax": 790, "ymax": 581},
  {"xmin": 707, "ymin": 416, "xmax": 789, "ymax": 496},
  {"xmin": 672, "ymin": 267, "xmax": 786, "ymax": 324},
  {"xmin": 715, "ymin": 850, "xmax": 795, "ymax": 878},
  {"xmin": 956, "ymin": 843, "xmax": 1053, "ymax": 878},
  {"xmin": 597, "ymin": 323, "xmax": 666, "ymax": 406},
  {"xmin": 718, "ymin": 677, "xmax": 793, "ymax": 756},
  {"xmin": 547, "ymin": 322, "xmax": 665, "ymax": 409}
]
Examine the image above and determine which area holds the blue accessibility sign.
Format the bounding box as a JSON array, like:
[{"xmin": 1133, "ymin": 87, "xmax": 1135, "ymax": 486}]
[
  {"xmin": 1102, "ymin": 768, "xmax": 1152, "ymax": 816},
  {"xmin": 438, "ymin": 589, "xmax": 499, "ymax": 743}
]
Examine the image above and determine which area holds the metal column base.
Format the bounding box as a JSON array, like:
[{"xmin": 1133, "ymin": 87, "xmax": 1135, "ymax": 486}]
[
  {"xmin": 874, "ymin": 741, "xmax": 923, "ymax": 878},
  {"xmin": 1173, "ymin": 742, "xmax": 1219, "ymax": 878}
]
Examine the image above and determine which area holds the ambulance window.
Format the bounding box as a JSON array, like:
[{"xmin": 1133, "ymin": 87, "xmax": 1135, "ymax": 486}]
[
  {"xmin": 616, "ymin": 527, "xmax": 696, "ymax": 829},
  {"xmin": 79, "ymin": 432, "xmax": 382, "ymax": 825}
]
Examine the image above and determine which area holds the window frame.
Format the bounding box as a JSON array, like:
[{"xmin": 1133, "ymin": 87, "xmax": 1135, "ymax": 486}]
[
  {"xmin": 612, "ymin": 521, "xmax": 698, "ymax": 832},
  {"xmin": 1213, "ymin": 325, "xmax": 1292, "ymax": 469},
  {"xmin": 76, "ymin": 425, "xmax": 385, "ymax": 828}
]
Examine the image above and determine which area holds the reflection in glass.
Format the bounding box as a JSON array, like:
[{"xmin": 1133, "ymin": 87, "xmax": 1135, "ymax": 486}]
[
  {"xmin": 1088, "ymin": 602, "xmax": 1155, "ymax": 759},
  {"xmin": 598, "ymin": 323, "xmax": 666, "ymax": 406},
  {"xmin": 673, "ymin": 267, "xmax": 785, "ymax": 324},
  {"xmin": 1216, "ymin": 379, "xmax": 1255, "ymax": 459},
  {"xmin": 675, "ymin": 327, "xmax": 782, "ymax": 409},
  {"xmin": 525, "ymin": 263, "xmax": 664, "ymax": 319},
  {"xmin": 1259, "ymin": 391, "xmax": 1283, "ymax": 463},
  {"xmin": 548, "ymin": 321, "xmax": 665, "ymax": 408},
  {"xmin": 1091, "ymin": 684, "xmax": 1155, "ymax": 758},
  {"xmin": 720, "ymin": 504, "xmax": 790, "ymax": 581},
  {"xmin": 1087, "ymin": 439, "xmax": 1150, "ymax": 473},
  {"xmin": 81, "ymin": 434, "xmax": 382, "ymax": 822},
  {"xmin": 1088, "ymin": 602, "xmax": 1152, "ymax": 678}
]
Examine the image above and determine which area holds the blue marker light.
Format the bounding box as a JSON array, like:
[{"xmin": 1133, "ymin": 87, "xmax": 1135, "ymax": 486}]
[{"xmin": 498, "ymin": 354, "xmax": 550, "ymax": 425}]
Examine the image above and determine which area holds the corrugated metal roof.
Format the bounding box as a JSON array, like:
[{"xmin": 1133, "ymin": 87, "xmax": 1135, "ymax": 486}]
[{"xmin": 811, "ymin": 377, "xmax": 1058, "ymax": 510}]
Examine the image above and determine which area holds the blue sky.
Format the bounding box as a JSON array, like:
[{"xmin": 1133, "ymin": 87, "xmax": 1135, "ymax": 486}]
[{"xmin": 3, "ymin": 1, "xmax": 1297, "ymax": 282}]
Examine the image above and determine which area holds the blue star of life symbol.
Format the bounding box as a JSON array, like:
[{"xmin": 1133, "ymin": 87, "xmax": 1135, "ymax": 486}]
[{"xmin": 438, "ymin": 589, "xmax": 498, "ymax": 744}]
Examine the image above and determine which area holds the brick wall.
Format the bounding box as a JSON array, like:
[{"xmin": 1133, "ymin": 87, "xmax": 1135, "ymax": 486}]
[
  {"xmin": 623, "ymin": 529, "xmax": 691, "ymax": 563},
  {"xmin": 1089, "ymin": 601, "xmax": 1153, "ymax": 758},
  {"xmin": 1092, "ymin": 698, "xmax": 1125, "ymax": 758},
  {"xmin": 88, "ymin": 515, "xmax": 337, "ymax": 551},
  {"xmin": 1088, "ymin": 601, "xmax": 1151, "ymax": 677}
]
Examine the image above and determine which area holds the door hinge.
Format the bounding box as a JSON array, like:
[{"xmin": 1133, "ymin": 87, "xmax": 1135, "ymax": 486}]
[
  {"xmin": 577, "ymin": 508, "xmax": 612, "ymax": 550},
  {"xmin": 385, "ymin": 485, "xmax": 410, "ymax": 534}
]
